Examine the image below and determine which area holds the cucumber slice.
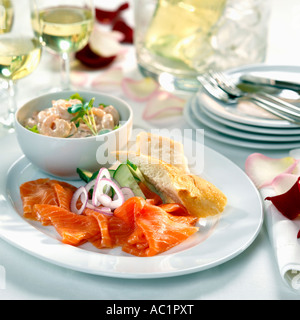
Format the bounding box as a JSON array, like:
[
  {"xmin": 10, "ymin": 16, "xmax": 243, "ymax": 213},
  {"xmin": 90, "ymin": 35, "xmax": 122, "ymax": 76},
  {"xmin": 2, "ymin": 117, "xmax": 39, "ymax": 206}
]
[
  {"xmin": 126, "ymin": 160, "xmax": 158, "ymax": 193},
  {"xmin": 77, "ymin": 168, "xmax": 115, "ymax": 183},
  {"xmin": 108, "ymin": 169, "xmax": 115, "ymax": 177},
  {"xmin": 77, "ymin": 168, "xmax": 94, "ymax": 183},
  {"xmin": 127, "ymin": 160, "xmax": 146, "ymax": 183},
  {"xmin": 113, "ymin": 164, "xmax": 146, "ymax": 199}
]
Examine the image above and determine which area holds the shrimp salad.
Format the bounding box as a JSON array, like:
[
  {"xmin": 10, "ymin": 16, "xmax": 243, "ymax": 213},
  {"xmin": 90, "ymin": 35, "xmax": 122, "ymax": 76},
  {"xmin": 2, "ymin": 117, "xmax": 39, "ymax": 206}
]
[{"xmin": 24, "ymin": 93, "xmax": 120, "ymax": 138}]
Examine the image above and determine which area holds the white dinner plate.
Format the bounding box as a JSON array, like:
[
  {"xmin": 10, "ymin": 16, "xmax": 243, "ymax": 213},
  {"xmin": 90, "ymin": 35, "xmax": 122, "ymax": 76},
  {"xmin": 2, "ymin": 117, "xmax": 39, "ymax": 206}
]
[
  {"xmin": 198, "ymin": 64, "xmax": 300, "ymax": 128},
  {"xmin": 191, "ymin": 97, "xmax": 300, "ymax": 142},
  {"xmin": 199, "ymin": 103, "xmax": 300, "ymax": 136},
  {"xmin": 0, "ymin": 133, "xmax": 263, "ymax": 279},
  {"xmin": 184, "ymin": 97, "xmax": 300, "ymax": 150}
]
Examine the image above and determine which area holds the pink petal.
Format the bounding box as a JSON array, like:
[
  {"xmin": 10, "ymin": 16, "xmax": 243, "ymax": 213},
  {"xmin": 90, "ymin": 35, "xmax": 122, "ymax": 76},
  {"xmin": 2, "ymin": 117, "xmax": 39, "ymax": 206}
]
[
  {"xmin": 143, "ymin": 91, "xmax": 186, "ymax": 120},
  {"xmin": 271, "ymin": 173, "xmax": 299, "ymax": 195},
  {"xmin": 91, "ymin": 67, "xmax": 124, "ymax": 91},
  {"xmin": 89, "ymin": 25, "xmax": 123, "ymax": 58},
  {"xmin": 71, "ymin": 71, "xmax": 90, "ymax": 87},
  {"xmin": 245, "ymin": 153, "xmax": 299, "ymax": 189},
  {"xmin": 121, "ymin": 77, "xmax": 160, "ymax": 102}
]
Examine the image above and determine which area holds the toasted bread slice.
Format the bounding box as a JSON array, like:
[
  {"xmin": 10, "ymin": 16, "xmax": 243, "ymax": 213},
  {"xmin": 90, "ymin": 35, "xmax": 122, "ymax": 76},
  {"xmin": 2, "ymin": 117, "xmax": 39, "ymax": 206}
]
[
  {"xmin": 135, "ymin": 132, "xmax": 190, "ymax": 173},
  {"xmin": 113, "ymin": 151, "xmax": 227, "ymax": 218}
]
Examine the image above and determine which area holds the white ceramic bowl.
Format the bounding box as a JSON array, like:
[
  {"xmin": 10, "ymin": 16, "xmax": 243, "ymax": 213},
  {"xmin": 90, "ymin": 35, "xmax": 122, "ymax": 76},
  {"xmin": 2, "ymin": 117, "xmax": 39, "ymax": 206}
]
[{"xmin": 15, "ymin": 90, "xmax": 133, "ymax": 180}]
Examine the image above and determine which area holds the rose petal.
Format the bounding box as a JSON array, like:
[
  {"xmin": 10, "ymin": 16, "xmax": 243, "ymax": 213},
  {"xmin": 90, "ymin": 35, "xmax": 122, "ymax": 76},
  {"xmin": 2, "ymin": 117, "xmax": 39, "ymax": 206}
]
[
  {"xmin": 75, "ymin": 44, "xmax": 116, "ymax": 69},
  {"xmin": 293, "ymin": 162, "xmax": 300, "ymax": 176},
  {"xmin": 245, "ymin": 153, "xmax": 298, "ymax": 189},
  {"xmin": 91, "ymin": 67, "xmax": 124, "ymax": 91},
  {"xmin": 143, "ymin": 91, "xmax": 186, "ymax": 120},
  {"xmin": 71, "ymin": 71, "xmax": 90, "ymax": 87},
  {"xmin": 112, "ymin": 19, "xmax": 134, "ymax": 44},
  {"xmin": 271, "ymin": 173, "xmax": 299, "ymax": 195},
  {"xmin": 266, "ymin": 177, "xmax": 300, "ymax": 220},
  {"xmin": 89, "ymin": 26, "xmax": 123, "ymax": 58},
  {"xmin": 121, "ymin": 77, "xmax": 160, "ymax": 101},
  {"xmin": 95, "ymin": 3, "xmax": 130, "ymax": 24}
]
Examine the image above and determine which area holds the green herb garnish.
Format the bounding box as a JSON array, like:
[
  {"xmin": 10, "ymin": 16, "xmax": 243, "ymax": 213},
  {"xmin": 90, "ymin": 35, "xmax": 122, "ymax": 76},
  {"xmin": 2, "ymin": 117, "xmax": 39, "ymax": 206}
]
[
  {"xmin": 26, "ymin": 125, "xmax": 39, "ymax": 134},
  {"xmin": 68, "ymin": 97, "xmax": 98, "ymax": 136},
  {"xmin": 69, "ymin": 93, "xmax": 84, "ymax": 103}
]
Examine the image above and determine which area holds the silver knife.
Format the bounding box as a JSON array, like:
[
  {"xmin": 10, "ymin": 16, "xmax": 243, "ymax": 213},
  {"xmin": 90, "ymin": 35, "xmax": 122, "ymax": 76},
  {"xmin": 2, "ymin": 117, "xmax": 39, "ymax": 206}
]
[{"xmin": 240, "ymin": 74, "xmax": 300, "ymax": 92}]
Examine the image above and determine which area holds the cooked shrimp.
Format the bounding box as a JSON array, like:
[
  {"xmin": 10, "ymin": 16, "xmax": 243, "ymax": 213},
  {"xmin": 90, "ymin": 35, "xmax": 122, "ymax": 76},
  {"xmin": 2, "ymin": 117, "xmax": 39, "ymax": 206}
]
[
  {"xmin": 52, "ymin": 99, "xmax": 82, "ymax": 109},
  {"xmin": 91, "ymin": 107, "xmax": 105, "ymax": 126},
  {"xmin": 69, "ymin": 122, "xmax": 78, "ymax": 137},
  {"xmin": 25, "ymin": 111, "xmax": 39, "ymax": 127},
  {"xmin": 101, "ymin": 113, "xmax": 115, "ymax": 130},
  {"xmin": 39, "ymin": 114, "xmax": 72, "ymax": 138},
  {"xmin": 37, "ymin": 109, "xmax": 53, "ymax": 123},
  {"xmin": 78, "ymin": 123, "xmax": 92, "ymax": 134},
  {"xmin": 102, "ymin": 105, "xmax": 120, "ymax": 126},
  {"xmin": 25, "ymin": 98, "xmax": 120, "ymax": 138},
  {"xmin": 54, "ymin": 105, "xmax": 73, "ymax": 121},
  {"xmin": 52, "ymin": 99, "xmax": 82, "ymax": 121}
]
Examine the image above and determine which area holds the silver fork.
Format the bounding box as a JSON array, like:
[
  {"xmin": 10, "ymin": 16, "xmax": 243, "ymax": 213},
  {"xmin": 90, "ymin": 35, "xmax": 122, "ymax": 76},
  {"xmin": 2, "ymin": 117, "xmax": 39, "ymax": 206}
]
[
  {"xmin": 206, "ymin": 71, "xmax": 300, "ymax": 124},
  {"xmin": 197, "ymin": 75, "xmax": 233, "ymax": 103}
]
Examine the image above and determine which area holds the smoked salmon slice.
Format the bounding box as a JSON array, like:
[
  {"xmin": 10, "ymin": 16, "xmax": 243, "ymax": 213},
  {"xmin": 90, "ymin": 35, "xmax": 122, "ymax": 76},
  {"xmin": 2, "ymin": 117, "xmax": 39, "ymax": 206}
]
[
  {"xmin": 84, "ymin": 208, "xmax": 112, "ymax": 248},
  {"xmin": 114, "ymin": 196, "xmax": 145, "ymax": 227},
  {"xmin": 20, "ymin": 179, "xmax": 76, "ymax": 220},
  {"xmin": 121, "ymin": 201, "xmax": 198, "ymax": 257},
  {"xmin": 34, "ymin": 204, "xmax": 100, "ymax": 246},
  {"xmin": 138, "ymin": 182, "xmax": 163, "ymax": 206},
  {"xmin": 106, "ymin": 215, "xmax": 134, "ymax": 247},
  {"xmin": 20, "ymin": 180, "xmax": 199, "ymax": 257},
  {"xmin": 20, "ymin": 179, "xmax": 59, "ymax": 220},
  {"xmin": 159, "ymin": 203, "xmax": 198, "ymax": 225},
  {"xmin": 53, "ymin": 183, "xmax": 75, "ymax": 211}
]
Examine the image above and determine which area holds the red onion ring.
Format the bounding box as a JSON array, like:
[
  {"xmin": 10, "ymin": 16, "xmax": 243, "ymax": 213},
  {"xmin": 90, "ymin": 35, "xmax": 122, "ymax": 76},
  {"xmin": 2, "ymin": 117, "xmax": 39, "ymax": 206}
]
[
  {"xmin": 98, "ymin": 194, "xmax": 113, "ymax": 207},
  {"xmin": 92, "ymin": 168, "xmax": 111, "ymax": 206},
  {"xmin": 70, "ymin": 186, "xmax": 88, "ymax": 215},
  {"xmin": 73, "ymin": 167, "xmax": 134, "ymax": 215},
  {"xmin": 114, "ymin": 187, "xmax": 135, "ymax": 201},
  {"xmin": 96, "ymin": 178, "xmax": 125, "ymax": 209},
  {"xmin": 85, "ymin": 201, "xmax": 113, "ymax": 216},
  {"xmin": 85, "ymin": 180, "xmax": 96, "ymax": 194}
]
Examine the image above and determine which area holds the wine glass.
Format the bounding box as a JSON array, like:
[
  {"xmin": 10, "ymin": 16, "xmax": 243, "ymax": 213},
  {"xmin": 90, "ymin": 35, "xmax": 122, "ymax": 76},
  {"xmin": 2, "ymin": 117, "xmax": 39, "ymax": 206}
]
[
  {"xmin": 0, "ymin": 0, "xmax": 13, "ymax": 104},
  {"xmin": 0, "ymin": 0, "xmax": 42, "ymax": 129},
  {"xmin": 0, "ymin": 0, "xmax": 13, "ymax": 35},
  {"xmin": 31, "ymin": 0, "xmax": 94, "ymax": 91}
]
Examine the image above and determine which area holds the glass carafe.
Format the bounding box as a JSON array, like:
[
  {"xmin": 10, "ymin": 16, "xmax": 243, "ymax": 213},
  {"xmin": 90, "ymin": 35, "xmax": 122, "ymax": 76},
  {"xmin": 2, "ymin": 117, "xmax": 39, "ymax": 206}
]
[{"xmin": 134, "ymin": 0, "xmax": 270, "ymax": 91}]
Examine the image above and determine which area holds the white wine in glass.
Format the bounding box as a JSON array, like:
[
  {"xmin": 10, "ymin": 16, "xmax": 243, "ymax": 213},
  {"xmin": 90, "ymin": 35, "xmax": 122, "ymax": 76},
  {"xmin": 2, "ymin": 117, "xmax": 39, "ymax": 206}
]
[
  {"xmin": 0, "ymin": 38, "xmax": 41, "ymax": 81},
  {"xmin": 0, "ymin": 0, "xmax": 42, "ymax": 129},
  {"xmin": 32, "ymin": 0, "xmax": 94, "ymax": 90},
  {"xmin": 0, "ymin": 0, "xmax": 13, "ymax": 34},
  {"xmin": 0, "ymin": 0, "xmax": 13, "ymax": 108}
]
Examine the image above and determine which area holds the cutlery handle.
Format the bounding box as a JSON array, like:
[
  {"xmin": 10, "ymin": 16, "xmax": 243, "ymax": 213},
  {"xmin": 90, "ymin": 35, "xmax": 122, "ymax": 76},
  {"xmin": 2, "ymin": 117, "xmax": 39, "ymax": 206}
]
[
  {"xmin": 248, "ymin": 95, "xmax": 300, "ymax": 124},
  {"xmin": 241, "ymin": 75, "xmax": 300, "ymax": 92}
]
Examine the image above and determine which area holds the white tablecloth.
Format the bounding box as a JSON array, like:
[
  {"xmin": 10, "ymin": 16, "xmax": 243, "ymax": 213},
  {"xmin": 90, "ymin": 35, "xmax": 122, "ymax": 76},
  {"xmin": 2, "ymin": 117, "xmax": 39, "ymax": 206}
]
[{"xmin": 1, "ymin": 0, "xmax": 300, "ymax": 300}]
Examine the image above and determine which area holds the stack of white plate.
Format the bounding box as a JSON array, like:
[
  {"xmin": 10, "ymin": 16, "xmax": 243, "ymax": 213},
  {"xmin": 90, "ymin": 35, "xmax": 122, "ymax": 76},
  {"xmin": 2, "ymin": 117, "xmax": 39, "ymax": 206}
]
[{"xmin": 184, "ymin": 65, "xmax": 300, "ymax": 150}]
